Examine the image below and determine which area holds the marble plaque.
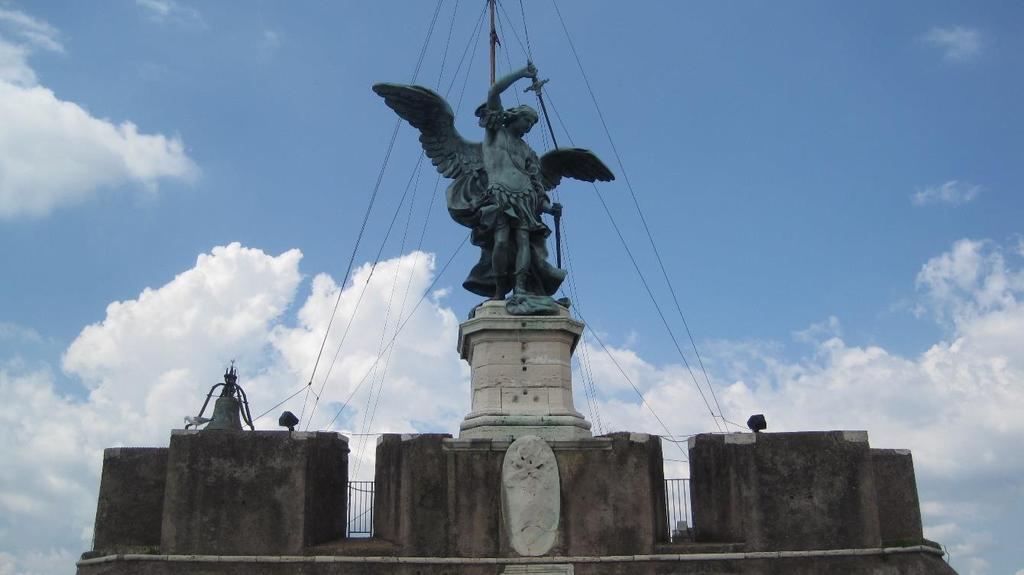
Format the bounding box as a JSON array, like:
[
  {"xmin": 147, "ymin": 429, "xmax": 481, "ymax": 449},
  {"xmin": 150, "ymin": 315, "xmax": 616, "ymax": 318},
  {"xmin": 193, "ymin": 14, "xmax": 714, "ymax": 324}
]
[{"xmin": 502, "ymin": 435, "xmax": 560, "ymax": 556}]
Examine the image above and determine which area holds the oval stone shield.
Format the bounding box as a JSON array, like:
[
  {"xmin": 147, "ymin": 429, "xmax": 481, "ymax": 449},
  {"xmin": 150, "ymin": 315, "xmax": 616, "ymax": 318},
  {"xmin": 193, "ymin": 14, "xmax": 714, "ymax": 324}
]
[{"xmin": 501, "ymin": 435, "xmax": 560, "ymax": 556}]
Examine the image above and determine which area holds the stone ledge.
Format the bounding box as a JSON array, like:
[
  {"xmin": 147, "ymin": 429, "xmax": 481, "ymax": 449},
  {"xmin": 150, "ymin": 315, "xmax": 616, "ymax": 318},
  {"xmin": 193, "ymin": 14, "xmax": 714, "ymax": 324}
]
[
  {"xmin": 463, "ymin": 409, "xmax": 587, "ymax": 418},
  {"xmin": 169, "ymin": 429, "xmax": 349, "ymax": 442},
  {"xmin": 471, "ymin": 300, "xmax": 572, "ymax": 319},
  {"xmin": 103, "ymin": 447, "xmax": 166, "ymax": 458},
  {"xmin": 688, "ymin": 430, "xmax": 870, "ymax": 449},
  {"xmin": 458, "ymin": 317, "xmax": 585, "ymax": 361},
  {"xmin": 78, "ymin": 544, "xmax": 946, "ymax": 567},
  {"xmin": 442, "ymin": 437, "xmax": 614, "ymax": 451},
  {"xmin": 458, "ymin": 408, "xmax": 593, "ymax": 440}
]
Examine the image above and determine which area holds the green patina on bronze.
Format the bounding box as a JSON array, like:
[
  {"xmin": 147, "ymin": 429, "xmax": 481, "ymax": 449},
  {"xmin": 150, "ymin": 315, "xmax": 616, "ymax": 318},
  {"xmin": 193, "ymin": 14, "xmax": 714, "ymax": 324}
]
[{"xmin": 373, "ymin": 63, "xmax": 614, "ymax": 316}]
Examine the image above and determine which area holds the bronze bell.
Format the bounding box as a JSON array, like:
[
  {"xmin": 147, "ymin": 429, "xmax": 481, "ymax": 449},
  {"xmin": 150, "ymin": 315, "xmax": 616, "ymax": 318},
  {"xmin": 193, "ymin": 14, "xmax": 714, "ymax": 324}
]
[
  {"xmin": 187, "ymin": 363, "xmax": 254, "ymax": 431},
  {"xmin": 205, "ymin": 394, "xmax": 243, "ymax": 431}
]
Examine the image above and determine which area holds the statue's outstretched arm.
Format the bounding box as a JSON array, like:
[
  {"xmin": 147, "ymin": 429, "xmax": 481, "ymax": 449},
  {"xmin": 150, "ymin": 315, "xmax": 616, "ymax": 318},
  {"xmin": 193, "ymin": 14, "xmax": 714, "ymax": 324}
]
[
  {"xmin": 487, "ymin": 61, "xmax": 537, "ymax": 110},
  {"xmin": 543, "ymin": 198, "xmax": 562, "ymax": 217}
]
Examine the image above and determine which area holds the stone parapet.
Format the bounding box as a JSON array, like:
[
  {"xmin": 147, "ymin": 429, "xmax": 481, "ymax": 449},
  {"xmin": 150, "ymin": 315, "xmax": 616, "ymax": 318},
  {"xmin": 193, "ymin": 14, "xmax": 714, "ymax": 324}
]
[
  {"xmin": 92, "ymin": 447, "xmax": 169, "ymax": 553},
  {"xmin": 373, "ymin": 432, "xmax": 666, "ymax": 558},
  {"xmin": 160, "ymin": 430, "xmax": 349, "ymax": 555},
  {"xmin": 872, "ymin": 448, "xmax": 924, "ymax": 543},
  {"xmin": 688, "ymin": 431, "xmax": 882, "ymax": 551}
]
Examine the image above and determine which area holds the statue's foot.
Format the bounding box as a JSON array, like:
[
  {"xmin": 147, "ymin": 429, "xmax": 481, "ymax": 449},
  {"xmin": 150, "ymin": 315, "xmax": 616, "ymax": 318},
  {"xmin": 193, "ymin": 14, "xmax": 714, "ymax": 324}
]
[{"xmin": 505, "ymin": 293, "xmax": 562, "ymax": 316}]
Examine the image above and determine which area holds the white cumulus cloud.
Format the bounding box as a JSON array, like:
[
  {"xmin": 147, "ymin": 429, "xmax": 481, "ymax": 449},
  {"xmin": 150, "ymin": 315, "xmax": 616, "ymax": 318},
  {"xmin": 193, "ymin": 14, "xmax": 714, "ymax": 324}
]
[
  {"xmin": 135, "ymin": 0, "xmax": 204, "ymax": 27},
  {"xmin": 912, "ymin": 180, "xmax": 982, "ymax": 207},
  {"xmin": 267, "ymin": 250, "xmax": 466, "ymax": 477},
  {"xmin": 0, "ymin": 38, "xmax": 36, "ymax": 85},
  {"xmin": 589, "ymin": 238, "xmax": 1024, "ymax": 574},
  {"xmin": 915, "ymin": 238, "xmax": 1024, "ymax": 326},
  {"xmin": 0, "ymin": 243, "xmax": 467, "ymax": 572},
  {"xmin": 63, "ymin": 243, "xmax": 303, "ymax": 415},
  {"xmin": 2, "ymin": 238, "xmax": 1021, "ymax": 573},
  {"xmin": 0, "ymin": 7, "xmax": 197, "ymax": 220},
  {"xmin": 923, "ymin": 26, "xmax": 984, "ymax": 63},
  {"xmin": 0, "ymin": 322, "xmax": 41, "ymax": 343},
  {"xmin": 1, "ymin": 243, "xmax": 305, "ymax": 573},
  {"xmin": 0, "ymin": 7, "xmax": 63, "ymax": 54}
]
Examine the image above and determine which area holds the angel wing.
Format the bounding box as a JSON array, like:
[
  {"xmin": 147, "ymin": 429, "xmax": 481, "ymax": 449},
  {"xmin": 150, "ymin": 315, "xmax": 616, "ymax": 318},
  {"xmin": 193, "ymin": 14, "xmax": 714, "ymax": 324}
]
[
  {"xmin": 372, "ymin": 83, "xmax": 483, "ymax": 180},
  {"xmin": 539, "ymin": 148, "xmax": 615, "ymax": 191}
]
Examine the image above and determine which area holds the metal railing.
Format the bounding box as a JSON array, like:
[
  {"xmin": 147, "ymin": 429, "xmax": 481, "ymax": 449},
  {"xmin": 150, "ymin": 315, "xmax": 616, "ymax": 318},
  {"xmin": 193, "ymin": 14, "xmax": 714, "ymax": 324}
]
[
  {"xmin": 344, "ymin": 478, "xmax": 692, "ymax": 541},
  {"xmin": 346, "ymin": 480, "xmax": 375, "ymax": 538},
  {"xmin": 664, "ymin": 478, "xmax": 693, "ymax": 542}
]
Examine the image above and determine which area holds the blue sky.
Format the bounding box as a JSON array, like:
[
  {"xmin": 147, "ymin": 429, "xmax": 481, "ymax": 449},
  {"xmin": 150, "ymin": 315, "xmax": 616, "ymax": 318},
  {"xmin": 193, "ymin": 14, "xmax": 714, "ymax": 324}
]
[{"xmin": 0, "ymin": 1, "xmax": 1022, "ymax": 574}]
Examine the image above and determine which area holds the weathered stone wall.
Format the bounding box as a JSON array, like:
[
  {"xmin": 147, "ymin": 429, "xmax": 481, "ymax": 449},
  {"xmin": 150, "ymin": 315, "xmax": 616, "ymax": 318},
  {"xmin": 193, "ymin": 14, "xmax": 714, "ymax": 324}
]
[
  {"xmin": 92, "ymin": 447, "xmax": 168, "ymax": 552},
  {"xmin": 81, "ymin": 427, "xmax": 953, "ymax": 575},
  {"xmin": 304, "ymin": 432, "xmax": 352, "ymax": 547},
  {"xmin": 447, "ymin": 437, "xmax": 506, "ymax": 557},
  {"xmin": 685, "ymin": 434, "xmax": 754, "ymax": 544},
  {"xmin": 373, "ymin": 433, "xmax": 454, "ymax": 556},
  {"xmin": 558, "ymin": 432, "xmax": 667, "ymax": 556},
  {"xmin": 689, "ymin": 431, "xmax": 882, "ymax": 551},
  {"xmin": 872, "ymin": 448, "xmax": 924, "ymax": 543},
  {"xmin": 373, "ymin": 432, "xmax": 666, "ymax": 558},
  {"xmin": 160, "ymin": 430, "xmax": 348, "ymax": 555}
]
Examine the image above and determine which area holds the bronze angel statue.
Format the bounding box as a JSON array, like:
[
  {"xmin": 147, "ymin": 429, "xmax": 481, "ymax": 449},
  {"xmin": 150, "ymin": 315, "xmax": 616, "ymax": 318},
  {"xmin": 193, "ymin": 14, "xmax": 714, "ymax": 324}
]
[{"xmin": 373, "ymin": 62, "xmax": 614, "ymax": 315}]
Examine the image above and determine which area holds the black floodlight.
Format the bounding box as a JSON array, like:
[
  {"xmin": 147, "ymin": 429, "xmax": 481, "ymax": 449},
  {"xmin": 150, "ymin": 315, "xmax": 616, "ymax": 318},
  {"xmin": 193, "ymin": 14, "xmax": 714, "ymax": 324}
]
[
  {"xmin": 747, "ymin": 414, "xmax": 767, "ymax": 433},
  {"xmin": 279, "ymin": 411, "xmax": 299, "ymax": 431}
]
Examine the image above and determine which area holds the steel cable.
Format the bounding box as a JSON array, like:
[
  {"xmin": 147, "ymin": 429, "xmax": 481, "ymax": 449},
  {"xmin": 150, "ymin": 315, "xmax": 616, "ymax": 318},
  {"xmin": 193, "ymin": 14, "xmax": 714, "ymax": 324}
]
[
  {"xmin": 298, "ymin": 0, "xmax": 446, "ymax": 429},
  {"xmin": 549, "ymin": 0, "xmax": 734, "ymax": 429}
]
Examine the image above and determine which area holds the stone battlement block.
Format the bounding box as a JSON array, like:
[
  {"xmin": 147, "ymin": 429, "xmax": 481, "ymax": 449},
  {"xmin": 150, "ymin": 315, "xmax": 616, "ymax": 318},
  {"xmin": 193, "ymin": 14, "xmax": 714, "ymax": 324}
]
[
  {"xmin": 160, "ymin": 430, "xmax": 349, "ymax": 555},
  {"xmin": 373, "ymin": 432, "xmax": 666, "ymax": 558},
  {"xmin": 92, "ymin": 447, "xmax": 169, "ymax": 552},
  {"xmin": 688, "ymin": 431, "xmax": 882, "ymax": 551},
  {"xmin": 872, "ymin": 448, "xmax": 924, "ymax": 543}
]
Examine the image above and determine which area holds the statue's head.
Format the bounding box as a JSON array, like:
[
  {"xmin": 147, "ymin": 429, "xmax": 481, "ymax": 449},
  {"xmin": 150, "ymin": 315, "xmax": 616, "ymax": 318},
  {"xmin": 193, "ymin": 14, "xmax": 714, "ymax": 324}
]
[{"xmin": 505, "ymin": 105, "xmax": 539, "ymax": 135}]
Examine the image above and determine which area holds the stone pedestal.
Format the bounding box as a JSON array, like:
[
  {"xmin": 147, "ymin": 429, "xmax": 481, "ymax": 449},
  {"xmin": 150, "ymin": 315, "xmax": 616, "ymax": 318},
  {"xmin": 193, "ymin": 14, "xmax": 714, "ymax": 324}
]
[
  {"xmin": 458, "ymin": 301, "xmax": 591, "ymax": 441},
  {"xmin": 160, "ymin": 429, "xmax": 349, "ymax": 555}
]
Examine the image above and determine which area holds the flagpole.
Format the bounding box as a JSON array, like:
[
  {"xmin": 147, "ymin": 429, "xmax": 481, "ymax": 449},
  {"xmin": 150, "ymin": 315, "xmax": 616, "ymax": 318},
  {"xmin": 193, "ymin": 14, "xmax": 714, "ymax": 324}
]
[{"xmin": 489, "ymin": 0, "xmax": 497, "ymax": 85}]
